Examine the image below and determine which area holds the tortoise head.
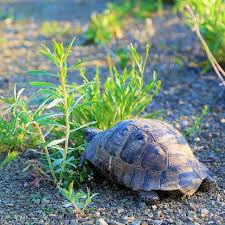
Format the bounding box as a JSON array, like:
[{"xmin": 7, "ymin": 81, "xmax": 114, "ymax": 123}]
[{"xmin": 84, "ymin": 127, "xmax": 102, "ymax": 142}]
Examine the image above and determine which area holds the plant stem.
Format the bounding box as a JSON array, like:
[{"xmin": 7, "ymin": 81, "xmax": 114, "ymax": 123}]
[
  {"xmin": 185, "ymin": 4, "xmax": 225, "ymax": 87},
  {"xmin": 59, "ymin": 67, "xmax": 70, "ymax": 186}
]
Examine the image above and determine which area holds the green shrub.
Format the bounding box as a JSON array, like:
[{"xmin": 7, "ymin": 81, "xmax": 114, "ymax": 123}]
[
  {"xmin": 59, "ymin": 181, "xmax": 98, "ymax": 215},
  {"xmin": 108, "ymin": 0, "xmax": 167, "ymax": 20},
  {"xmin": 9, "ymin": 38, "xmax": 97, "ymax": 214},
  {"xmin": 84, "ymin": 9, "xmax": 123, "ymax": 45},
  {"xmin": 116, "ymin": 47, "xmax": 131, "ymax": 69},
  {"xmin": 176, "ymin": 0, "xmax": 225, "ymax": 69},
  {"xmin": 0, "ymin": 7, "xmax": 14, "ymax": 21},
  {"xmin": 1, "ymin": 38, "xmax": 93, "ymax": 188},
  {"xmin": 41, "ymin": 21, "xmax": 73, "ymax": 38},
  {"xmin": 184, "ymin": 105, "xmax": 208, "ymax": 138},
  {"xmin": 0, "ymin": 87, "xmax": 39, "ymax": 153},
  {"xmin": 85, "ymin": 0, "xmax": 174, "ymax": 45},
  {"xmin": 72, "ymin": 44, "xmax": 161, "ymax": 130}
]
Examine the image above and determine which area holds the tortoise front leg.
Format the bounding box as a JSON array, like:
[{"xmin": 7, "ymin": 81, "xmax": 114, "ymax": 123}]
[{"xmin": 138, "ymin": 190, "xmax": 160, "ymax": 204}]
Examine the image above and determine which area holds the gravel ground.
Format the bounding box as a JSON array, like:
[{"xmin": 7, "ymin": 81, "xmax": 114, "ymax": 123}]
[{"xmin": 0, "ymin": 1, "xmax": 224, "ymax": 225}]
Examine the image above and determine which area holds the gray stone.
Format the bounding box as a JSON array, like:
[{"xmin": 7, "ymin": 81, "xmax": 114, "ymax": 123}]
[
  {"xmin": 130, "ymin": 220, "xmax": 141, "ymax": 225},
  {"xmin": 96, "ymin": 218, "xmax": 108, "ymax": 225}
]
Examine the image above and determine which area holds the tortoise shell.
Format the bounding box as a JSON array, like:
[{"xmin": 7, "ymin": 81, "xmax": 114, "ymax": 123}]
[{"xmin": 84, "ymin": 119, "xmax": 208, "ymax": 195}]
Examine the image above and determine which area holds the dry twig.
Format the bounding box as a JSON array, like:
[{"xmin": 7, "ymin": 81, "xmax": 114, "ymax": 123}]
[{"xmin": 185, "ymin": 4, "xmax": 225, "ymax": 87}]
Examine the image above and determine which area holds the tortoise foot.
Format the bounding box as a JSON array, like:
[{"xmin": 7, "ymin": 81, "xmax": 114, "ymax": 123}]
[{"xmin": 138, "ymin": 190, "xmax": 160, "ymax": 204}]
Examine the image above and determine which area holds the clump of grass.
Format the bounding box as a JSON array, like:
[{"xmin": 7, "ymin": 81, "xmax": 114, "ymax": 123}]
[
  {"xmin": 26, "ymin": 38, "xmax": 95, "ymax": 186},
  {"xmin": 184, "ymin": 105, "xmax": 208, "ymax": 138},
  {"xmin": 108, "ymin": 0, "xmax": 165, "ymax": 20},
  {"xmin": 0, "ymin": 7, "xmax": 14, "ymax": 21},
  {"xmin": 85, "ymin": 0, "xmax": 173, "ymax": 45},
  {"xmin": 0, "ymin": 87, "xmax": 39, "ymax": 153},
  {"xmin": 72, "ymin": 43, "xmax": 161, "ymax": 130},
  {"xmin": 0, "ymin": 151, "xmax": 18, "ymax": 169},
  {"xmin": 84, "ymin": 9, "xmax": 123, "ymax": 45},
  {"xmin": 41, "ymin": 21, "xmax": 73, "ymax": 39},
  {"xmin": 176, "ymin": 0, "xmax": 225, "ymax": 71},
  {"xmin": 59, "ymin": 181, "xmax": 98, "ymax": 216},
  {"xmin": 1, "ymin": 38, "xmax": 97, "ymax": 214},
  {"xmin": 115, "ymin": 47, "xmax": 131, "ymax": 69}
]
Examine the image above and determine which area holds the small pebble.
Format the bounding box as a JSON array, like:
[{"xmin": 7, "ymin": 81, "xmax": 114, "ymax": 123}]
[
  {"xmin": 130, "ymin": 220, "xmax": 141, "ymax": 225},
  {"xmin": 152, "ymin": 220, "xmax": 163, "ymax": 225},
  {"xmin": 94, "ymin": 211, "xmax": 101, "ymax": 217},
  {"xmin": 96, "ymin": 218, "xmax": 108, "ymax": 225},
  {"xmin": 70, "ymin": 220, "xmax": 78, "ymax": 225},
  {"xmin": 194, "ymin": 137, "xmax": 200, "ymax": 142},
  {"xmin": 199, "ymin": 208, "xmax": 209, "ymax": 217},
  {"xmin": 117, "ymin": 208, "xmax": 125, "ymax": 214}
]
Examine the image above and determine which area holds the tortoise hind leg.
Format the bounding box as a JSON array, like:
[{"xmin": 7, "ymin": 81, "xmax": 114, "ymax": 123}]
[
  {"xmin": 199, "ymin": 175, "xmax": 216, "ymax": 192},
  {"xmin": 138, "ymin": 190, "xmax": 160, "ymax": 204}
]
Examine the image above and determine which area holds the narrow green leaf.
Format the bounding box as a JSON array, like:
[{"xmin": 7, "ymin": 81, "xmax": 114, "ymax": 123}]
[
  {"xmin": 16, "ymin": 88, "xmax": 25, "ymax": 100},
  {"xmin": 68, "ymin": 57, "xmax": 90, "ymax": 70},
  {"xmin": 27, "ymin": 70, "xmax": 58, "ymax": 77},
  {"xmin": 0, "ymin": 152, "xmax": 18, "ymax": 169},
  {"xmin": 68, "ymin": 181, "xmax": 74, "ymax": 197},
  {"xmin": 38, "ymin": 89, "xmax": 59, "ymax": 97},
  {"xmin": 30, "ymin": 82, "xmax": 58, "ymax": 89},
  {"xmin": 46, "ymin": 98, "xmax": 63, "ymax": 109},
  {"xmin": 47, "ymin": 138, "xmax": 66, "ymax": 147},
  {"xmin": 70, "ymin": 121, "xmax": 96, "ymax": 133},
  {"xmin": 34, "ymin": 113, "xmax": 64, "ymax": 122}
]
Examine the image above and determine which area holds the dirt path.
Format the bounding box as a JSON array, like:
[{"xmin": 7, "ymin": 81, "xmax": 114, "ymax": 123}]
[{"xmin": 0, "ymin": 1, "xmax": 224, "ymax": 224}]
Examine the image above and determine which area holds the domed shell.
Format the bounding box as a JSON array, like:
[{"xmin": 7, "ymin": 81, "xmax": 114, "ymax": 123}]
[{"xmin": 85, "ymin": 119, "xmax": 208, "ymax": 195}]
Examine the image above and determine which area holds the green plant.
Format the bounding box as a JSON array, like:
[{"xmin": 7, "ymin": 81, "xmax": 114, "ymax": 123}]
[
  {"xmin": 7, "ymin": 37, "xmax": 97, "ymax": 213},
  {"xmin": 0, "ymin": 7, "xmax": 14, "ymax": 21},
  {"xmin": 116, "ymin": 47, "xmax": 131, "ymax": 69},
  {"xmin": 184, "ymin": 105, "xmax": 208, "ymax": 138},
  {"xmin": 41, "ymin": 21, "xmax": 73, "ymax": 39},
  {"xmin": 0, "ymin": 151, "xmax": 18, "ymax": 169},
  {"xmin": 84, "ymin": 9, "xmax": 123, "ymax": 45},
  {"xmin": 72, "ymin": 43, "xmax": 161, "ymax": 130},
  {"xmin": 24, "ymin": 37, "xmax": 98, "ymax": 187},
  {"xmin": 108, "ymin": 0, "xmax": 163, "ymax": 20},
  {"xmin": 176, "ymin": 0, "xmax": 225, "ymax": 70},
  {"xmin": 85, "ymin": 0, "xmax": 173, "ymax": 45},
  {"xmin": 1, "ymin": 38, "xmax": 94, "ymax": 191},
  {"xmin": 0, "ymin": 86, "xmax": 39, "ymax": 153},
  {"xmin": 59, "ymin": 181, "xmax": 98, "ymax": 215},
  {"xmin": 132, "ymin": 0, "xmax": 164, "ymax": 18},
  {"xmin": 184, "ymin": 5, "xmax": 225, "ymax": 87}
]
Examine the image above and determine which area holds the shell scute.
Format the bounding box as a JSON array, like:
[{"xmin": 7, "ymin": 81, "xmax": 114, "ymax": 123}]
[
  {"xmin": 120, "ymin": 129, "xmax": 150, "ymax": 165},
  {"xmin": 130, "ymin": 168, "xmax": 145, "ymax": 190},
  {"xmin": 143, "ymin": 170, "xmax": 161, "ymax": 190},
  {"xmin": 104, "ymin": 121, "xmax": 135, "ymax": 157},
  {"xmin": 141, "ymin": 142, "xmax": 167, "ymax": 171}
]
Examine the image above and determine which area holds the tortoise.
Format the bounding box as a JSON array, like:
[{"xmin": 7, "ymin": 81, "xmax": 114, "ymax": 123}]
[{"xmin": 83, "ymin": 119, "xmax": 215, "ymax": 203}]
